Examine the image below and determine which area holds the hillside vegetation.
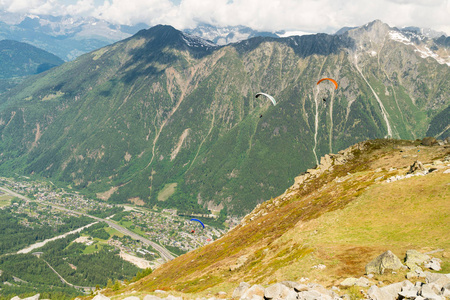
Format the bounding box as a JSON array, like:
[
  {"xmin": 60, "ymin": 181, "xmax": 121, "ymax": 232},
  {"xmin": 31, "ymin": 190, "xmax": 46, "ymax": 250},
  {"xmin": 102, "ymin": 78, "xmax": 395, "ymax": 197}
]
[
  {"xmin": 97, "ymin": 139, "xmax": 449, "ymax": 299},
  {"xmin": 0, "ymin": 21, "xmax": 448, "ymax": 216}
]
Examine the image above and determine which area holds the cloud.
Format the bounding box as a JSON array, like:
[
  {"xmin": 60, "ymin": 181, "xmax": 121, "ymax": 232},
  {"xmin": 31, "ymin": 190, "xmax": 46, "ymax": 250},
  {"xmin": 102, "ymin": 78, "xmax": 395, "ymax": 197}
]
[
  {"xmin": 93, "ymin": 0, "xmax": 176, "ymax": 25},
  {"xmin": 0, "ymin": 0, "xmax": 448, "ymax": 35}
]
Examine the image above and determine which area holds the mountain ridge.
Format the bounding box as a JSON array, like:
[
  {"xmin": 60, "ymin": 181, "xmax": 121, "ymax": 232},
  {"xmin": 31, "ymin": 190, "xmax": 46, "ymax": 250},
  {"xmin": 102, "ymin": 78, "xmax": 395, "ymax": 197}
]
[{"xmin": 0, "ymin": 20, "xmax": 448, "ymax": 217}]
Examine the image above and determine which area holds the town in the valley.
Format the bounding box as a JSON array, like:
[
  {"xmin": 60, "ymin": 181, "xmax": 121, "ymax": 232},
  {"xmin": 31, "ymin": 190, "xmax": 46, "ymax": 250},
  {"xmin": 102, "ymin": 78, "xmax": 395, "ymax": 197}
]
[{"xmin": 0, "ymin": 176, "xmax": 237, "ymax": 268}]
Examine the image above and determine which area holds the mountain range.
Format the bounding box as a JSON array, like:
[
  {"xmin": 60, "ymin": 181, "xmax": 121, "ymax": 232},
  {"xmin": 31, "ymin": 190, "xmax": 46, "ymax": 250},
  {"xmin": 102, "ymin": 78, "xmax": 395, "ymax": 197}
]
[
  {"xmin": 0, "ymin": 20, "xmax": 448, "ymax": 217},
  {"xmin": 0, "ymin": 11, "xmax": 148, "ymax": 61}
]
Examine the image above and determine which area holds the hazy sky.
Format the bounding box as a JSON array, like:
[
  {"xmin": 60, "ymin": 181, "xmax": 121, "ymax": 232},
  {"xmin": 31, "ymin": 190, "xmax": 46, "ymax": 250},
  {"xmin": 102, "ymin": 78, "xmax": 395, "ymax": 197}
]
[{"xmin": 1, "ymin": 0, "xmax": 449, "ymax": 35}]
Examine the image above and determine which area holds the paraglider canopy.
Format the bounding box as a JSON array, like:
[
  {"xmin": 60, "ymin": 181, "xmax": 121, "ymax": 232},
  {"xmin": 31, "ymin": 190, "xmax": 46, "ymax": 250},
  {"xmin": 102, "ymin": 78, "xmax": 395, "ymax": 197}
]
[
  {"xmin": 317, "ymin": 78, "xmax": 338, "ymax": 89},
  {"xmin": 190, "ymin": 218, "xmax": 205, "ymax": 228},
  {"xmin": 255, "ymin": 92, "xmax": 277, "ymax": 106}
]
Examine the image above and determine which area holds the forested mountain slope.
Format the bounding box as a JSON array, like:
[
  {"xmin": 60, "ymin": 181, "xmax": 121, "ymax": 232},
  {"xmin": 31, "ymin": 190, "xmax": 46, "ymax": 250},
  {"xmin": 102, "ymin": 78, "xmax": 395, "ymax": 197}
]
[{"xmin": 0, "ymin": 20, "xmax": 448, "ymax": 216}]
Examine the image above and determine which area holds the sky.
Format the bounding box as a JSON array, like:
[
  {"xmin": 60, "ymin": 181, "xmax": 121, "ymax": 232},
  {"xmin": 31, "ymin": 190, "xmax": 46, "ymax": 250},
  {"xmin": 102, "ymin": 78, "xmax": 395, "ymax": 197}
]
[{"xmin": 0, "ymin": 0, "xmax": 449, "ymax": 35}]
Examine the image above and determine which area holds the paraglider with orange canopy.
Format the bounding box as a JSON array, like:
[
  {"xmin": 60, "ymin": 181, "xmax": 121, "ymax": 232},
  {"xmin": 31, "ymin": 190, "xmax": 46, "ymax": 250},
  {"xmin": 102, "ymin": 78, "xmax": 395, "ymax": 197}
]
[{"xmin": 317, "ymin": 78, "xmax": 338, "ymax": 89}]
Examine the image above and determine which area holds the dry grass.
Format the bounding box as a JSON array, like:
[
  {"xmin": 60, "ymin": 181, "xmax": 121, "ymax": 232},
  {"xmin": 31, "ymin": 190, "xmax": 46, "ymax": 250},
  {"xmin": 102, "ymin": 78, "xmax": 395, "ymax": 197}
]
[
  {"xmin": 85, "ymin": 140, "xmax": 450, "ymax": 299},
  {"xmin": 157, "ymin": 183, "xmax": 178, "ymax": 202}
]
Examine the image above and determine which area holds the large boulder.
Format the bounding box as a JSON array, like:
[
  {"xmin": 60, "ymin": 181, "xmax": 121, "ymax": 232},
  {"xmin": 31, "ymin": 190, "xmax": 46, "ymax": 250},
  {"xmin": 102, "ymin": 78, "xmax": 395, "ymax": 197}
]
[
  {"xmin": 264, "ymin": 283, "xmax": 292, "ymax": 299},
  {"xmin": 280, "ymin": 281, "xmax": 308, "ymax": 292},
  {"xmin": 240, "ymin": 284, "xmax": 265, "ymax": 300},
  {"xmin": 232, "ymin": 282, "xmax": 251, "ymax": 298},
  {"xmin": 365, "ymin": 250, "xmax": 404, "ymax": 275},
  {"xmin": 420, "ymin": 284, "xmax": 445, "ymax": 300},
  {"xmin": 421, "ymin": 137, "xmax": 438, "ymax": 146},
  {"xmin": 405, "ymin": 250, "xmax": 430, "ymax": 267},
  {"xmin": 93, "ymin": 294, "xmax": 111, "ymax": 300},
  {"xmin": 407, "ymin": 161, "xmax": 425, "ymax": 174}
]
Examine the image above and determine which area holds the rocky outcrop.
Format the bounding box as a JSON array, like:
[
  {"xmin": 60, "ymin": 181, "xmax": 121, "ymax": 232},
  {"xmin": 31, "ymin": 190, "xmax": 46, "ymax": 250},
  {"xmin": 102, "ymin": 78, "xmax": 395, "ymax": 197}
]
[
  {"xmin": 365, "ymin": 250, "xmax": 404, "ymax": 275},
  {"xmin": 407, "ymin": 160, "xmax": 425, "ymax": 174},
  {"xmin": 421, "ymin": 137, "xmax": 438, "ymax": 146},
  {"xmin": 240, "ymin": 141, "xmax": 368, "ymax": 226}
]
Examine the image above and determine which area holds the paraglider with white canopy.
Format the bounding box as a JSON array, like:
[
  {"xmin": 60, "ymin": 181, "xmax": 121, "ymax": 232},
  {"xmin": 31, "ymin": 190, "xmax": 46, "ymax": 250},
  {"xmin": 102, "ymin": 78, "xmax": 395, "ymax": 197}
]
[{"xmin": 255, "ymin": 92, "xmax": 277, "ymax": 106}]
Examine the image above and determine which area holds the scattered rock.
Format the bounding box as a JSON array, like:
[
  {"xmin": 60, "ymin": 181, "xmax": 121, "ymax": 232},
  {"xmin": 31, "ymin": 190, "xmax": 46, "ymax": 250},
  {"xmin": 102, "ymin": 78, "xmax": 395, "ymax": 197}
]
[
  {"xmin": 367, "ymin": 285, "xmax": 395, "ymax": 300},
  {"xmin": 420, "ymin": 283, "xmax": 444, "ymax": 300},
  {"xmin": 365, "ymin": 250, "xmax": 404, "ymax": 275},
  {"xmin": 311, "ymin": 264, "xmax": 326, "ymax": 270},
  {"xmin": 408, "ymin": 160, "xmax": 425, "ymax": 174},
  {"xmin": 143, "ymin": 295, "xmax": 162, "ymax": 300},
  {"xmin": 340, "ymin": 278, "xmax": 358, "ymax": 287},
  {"xmin": 229, "ymin": 255, "xmax": 248, "ymax": 271},
  {"xmin": 405, "ymin": 249, "xmax": 431, "ymax": 272},
  {"xmin": 264, "ymin": 283, "xmax": 293, "ymax": 299},
  {"xmin": 280, "ymin": 281, "xmax": 308, "ymax": 292},
  {"xmin": 424, "ymin": 258, "xmax": 442, "ymax": 271},
  {"xmin": 240, "ymin": 284, "xmax": 265, "ymax": 300},
  {"xmin": 232, "ymin": 282, "xmax": 251, "ymax": 298},
  {"xmin": 123, "ymin": 297, "xmax": 141, "ymax": 300},
  {"xmin": 93, "ymin": 294, "xmax": 111, "ymax": 300}
]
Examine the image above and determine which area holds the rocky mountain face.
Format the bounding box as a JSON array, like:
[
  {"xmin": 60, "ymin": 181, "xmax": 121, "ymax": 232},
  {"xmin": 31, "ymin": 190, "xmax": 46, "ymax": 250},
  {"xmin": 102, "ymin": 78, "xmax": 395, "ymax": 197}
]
[
  {"xmin": 0, "ymin": 11, "xmax": 147, "ymax": 60},
  {"xmin": 0, "ymin": 21, "xmax": 448, "ymax": 216}
]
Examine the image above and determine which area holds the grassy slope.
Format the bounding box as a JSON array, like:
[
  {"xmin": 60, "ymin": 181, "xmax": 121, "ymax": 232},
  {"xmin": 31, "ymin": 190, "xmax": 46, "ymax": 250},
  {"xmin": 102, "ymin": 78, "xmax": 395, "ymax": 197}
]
[{"xmin": 95, "ymin": 139, "xmax": 449, "ymax": 299}]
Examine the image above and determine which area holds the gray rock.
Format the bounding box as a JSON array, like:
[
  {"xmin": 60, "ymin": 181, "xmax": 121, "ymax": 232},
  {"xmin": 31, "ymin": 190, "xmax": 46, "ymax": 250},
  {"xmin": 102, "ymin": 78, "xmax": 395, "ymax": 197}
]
[
  {"xmin": 284, "ymin": 289, "xmax": 298, "ymax": 300},
  {"xmin": 405, "ymin": 250, "xmax": 430, "ymax": 266},
  {"xmin": 367, "ymin": 285, "xmax": 394, "ymax": 300},
  {"xmin": 264, "ymin": 283, "xmax": 291, "ymax": 299},
  {"xmin": 233, "ymin": 282, "xmax": 251, "ymax": 298},
  {"xmin": 406, "ymin": 271, "xmax": 419, "ymax": 280},
  {"xmin": 123, "ymin": 297, "xmax": 141, "ymax": 300},
  {"xmin": 340, "ymin": 276, "xmax": 372, "ymax": 288},
  {"xmin": 339, "ymin": 278, "xmax": 357, "ymax": 287},
  {"xmin": 380, "ymin": 281, "xmax": 411, "ymax": 299},
  {"xmin": 143, "ymin": 295, "xmax": 162, "ymax": 300},
  {"xmin": 307, "ymin": 283, "xmax": 337, "ymax": 299},
  {"xmin": 230, "ymin": 255, "xmax": 248, "ymax": 271},
  {"xmin": 280, "ymin": 281, "xmax": 308, "ymax": 292},
  {"xmin": 298, "ymin": 290, "xmax": 332, "ymax": 300},
  {"xmin": 425, "ymin": 272, "xmax": 450, "ymax": 289},
  {"xmin": 166, "ymin": 296, "xmax": 183, "ymax": 300},
  {"xmin": 422, "ymin": 137, "xmax": 438, "ymax": 146},
  {"xmin": 398, "ymin": 288, "xmax": 419, "ymax": 299},
  {"xmin": 355, "ymin": 277, "xmax": 372, "ymax": 287},
  {"xmin": 10, "ymin": 297, "xmax": 21, "ymax": 300},
  {"xmin": 407, "ymin": 161, "xmax": 425, "ymax": 174},
  {"xmin": 420, "ymin": 284, "xmax": 445, "ymax": 300},
  {"xmin": 22, "ymin": 295, "xmax": 40, "ymax": 300},
  {"xmin": 365, "ymin": 250, "xmax": 404, "ymax": 275},
  {"xmin": 240, "ymin": 284, "xmax": 265, "ymax": 300},
  {"xmin": 442, "ymin": 283, "xmax": 450, "ymax": 297},
  {"xmin": 424, "ymin": 258, "xmax": 442, "ymax": 271},
  {"xmin": 93, "ymin": 294, "xmax": 111, "ymax": 300}
]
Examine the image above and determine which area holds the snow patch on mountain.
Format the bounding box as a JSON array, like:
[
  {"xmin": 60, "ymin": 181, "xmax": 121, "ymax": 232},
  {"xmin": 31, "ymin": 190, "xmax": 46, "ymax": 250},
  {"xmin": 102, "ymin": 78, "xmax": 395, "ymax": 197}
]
[
  {"xmin": 277, "ymin": 30, "xmax": 314, "ymax": 37},
  {"xmin": 389, "ymin": 31, "xmax": 450, "ymax": 66}
]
